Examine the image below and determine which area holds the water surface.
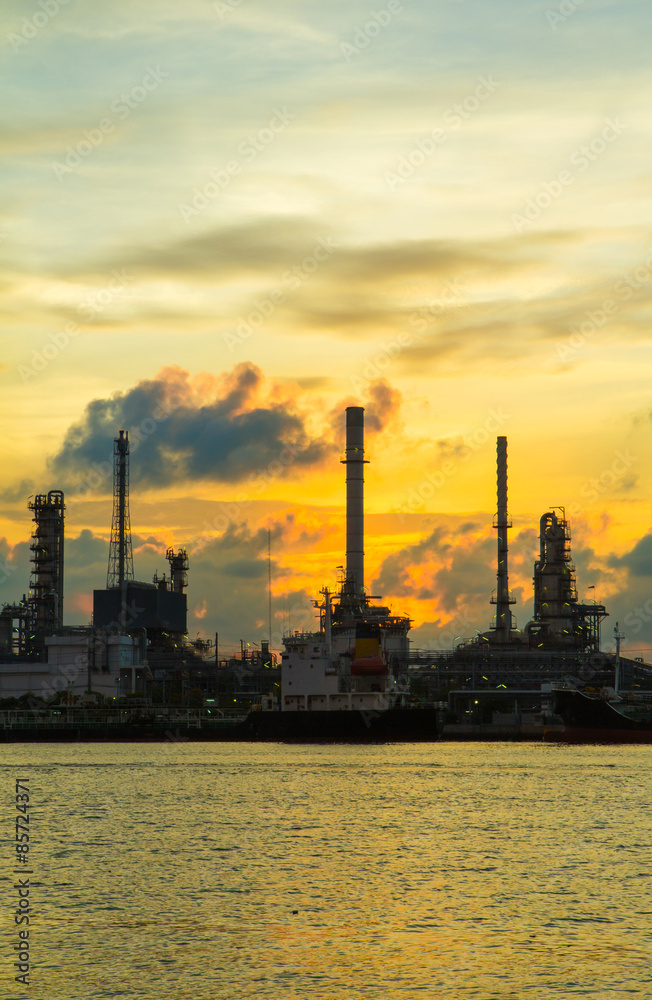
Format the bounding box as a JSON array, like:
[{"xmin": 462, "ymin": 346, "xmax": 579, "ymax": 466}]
[{"xmin": 2, "ymin": 742, "xmax": 650, "ymax": 999}]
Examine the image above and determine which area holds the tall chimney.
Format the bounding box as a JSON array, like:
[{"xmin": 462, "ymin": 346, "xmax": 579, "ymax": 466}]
[
  {"xmin": 342, "ymin": 406, "xmax": 366, "ymax": 598},
  {"xmin": 493, "ymin": 435, "xmax": 514, "ymax": 640}
]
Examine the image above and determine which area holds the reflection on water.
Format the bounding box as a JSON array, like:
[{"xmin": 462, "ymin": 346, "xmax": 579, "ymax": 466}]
[{"xmin": 2, "ymin": 743, "xmax": 650, "ymax": 999}]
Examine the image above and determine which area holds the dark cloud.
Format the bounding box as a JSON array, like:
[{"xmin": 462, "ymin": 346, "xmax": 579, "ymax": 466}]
[
  {"xmin": 618, "ymin": 473, "xmax": 639, "ymax": 493},
  {"xmin": 47, "ymin": 363, "xmax": 330, "ymax": 492},
  {"xmin": 0, "ymin": 537, "xmax": 30, "ymax": 608},
  {"xmin": 1, "ymin": 514, "xmax": 318, "ymax": 652},
  {"xmin": 432, "ymin": 536, "xmax": 496, "ymax": 615},
  {"xmin": 609, "ymin": 534, "xmax": 652, "ymax": 576},
  {"xmin": 222, "ymin": 559, "xmax": 267, "ymax": 579},
  {"xmin": 372, "ymin": 526, "xmax": 451, "ymax": 600},
  {"xmin": 82, "ymin": 217, "xmax": 334, "ymax": 284},
  {"xmin": 98, "ymin": 221, "xmax": 575, "ymax": 288},
  {"xmin": 326, "ymin": 378, "xmax": 402, "ymax": 445},
  {"xmin": 364, "ymin": 380, "xmax": 402, "ymax": 434},
  {"xmin": 376, "ymin": 516, "xmax": 630, "ymax": 648},
  {"xmin": 0, "ymin": 479, "xmax": 36, "ymax": 504}
]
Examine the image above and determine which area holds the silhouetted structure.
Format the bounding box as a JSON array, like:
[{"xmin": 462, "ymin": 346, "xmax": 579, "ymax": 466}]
[
  {"xmin": 490, "ymin": 436, "xmax": 516, "ymax": 641},
  {"xmin": 107, "ymin": 430, "xmax": 134, "ymax": 589}
]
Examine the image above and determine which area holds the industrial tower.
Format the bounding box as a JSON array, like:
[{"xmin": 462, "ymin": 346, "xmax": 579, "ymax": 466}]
[
  {"xmin": 106, "ymin": 430, "xmax": 134, "ymax": 589},
  {"xmin": 340, "ymin": 406, "xmax": 368, "ymax": 602},
  {"xmin": 166, "ymin": 548, "xmax": 189, "ymax": 593},
  {"xmin": 490, "ymin": 436, "xmax": 516, "ymax": 641},
  {"xmin": 28, "ymin": 490, "xmax": 65, "ymax": 632}
]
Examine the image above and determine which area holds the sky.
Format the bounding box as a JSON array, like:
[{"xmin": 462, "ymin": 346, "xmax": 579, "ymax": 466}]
[{"xmin": 2, "ymin": 0, "xmax": 652, "ymax": 659}]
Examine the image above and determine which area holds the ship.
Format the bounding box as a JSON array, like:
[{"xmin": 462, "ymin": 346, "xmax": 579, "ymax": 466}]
[
  {"xmin": 544, "ymin": 622, "xmax": 652, "ymax": 743},
  {"xmin": 247, "ymin": 405, "xmax": 439, "ymax": 742},
  {"xmin": 546, "ymin": 687, "xmax": 652, "ymax": 744}
]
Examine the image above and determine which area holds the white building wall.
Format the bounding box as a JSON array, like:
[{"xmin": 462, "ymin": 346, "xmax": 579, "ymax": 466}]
[
  {"xmin": 0, "ymin": 663, "xmax": 121, "ymax": 700},
  {"xmin": 0, "ymin": 634, "xmax": 140, "ymax": 701}
]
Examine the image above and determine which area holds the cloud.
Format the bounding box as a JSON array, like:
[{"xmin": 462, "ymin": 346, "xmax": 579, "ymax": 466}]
[
  {"xmin": 96, "ymin": 220, "xmax": 572, "ymax": 291},
  {"xmin": 44, "ymin": 223, "xmax": 649, "ymax": 380},
  {"xmin": 609, "ymin": 534, "xmax": 652, "ymax": 576},
  {"xmin": 0, "ymin": 479, "xmax": 36, "ymax": 504},
  {"xmin": 12, "ymin": 222, "xmax": 652, "ymax": 384},
  {"xmin": 372, "ymin": 517, "xmax": 604, "ymax": 643},
  {"xmin": 364, "ymin": 379, "xmax": 402, "ymax": 434},
  {"xmin": 98, "ymin": 216, "xmax": 334, "ymax": 284},
  {"xmin": 372, "ymin": 526, "xmax": 452, "ymax": 601},
  {"xmin": 0, "ymin": 537, "xmax": 31, "ymax": 609},
  {"xmin": 0, "ymin": 513, "xmax": 320, "ymax": 651},
  {"xmin": 325, "ymin": 377, "xmax": 402, "ymax": 444},
  {"xmin": 47, "ymin": 362, "xmax": 331, "ymax": 492}
]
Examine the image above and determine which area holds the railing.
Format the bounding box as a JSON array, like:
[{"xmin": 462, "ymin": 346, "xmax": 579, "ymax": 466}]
[{"xmin": 0, "ymin": 710, "xmax": 247, "ymax": 729}]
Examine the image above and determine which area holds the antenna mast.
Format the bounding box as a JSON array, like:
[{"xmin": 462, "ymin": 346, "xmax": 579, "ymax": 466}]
[{"xmin": 107, "ymin": 430, "xmax": 134, "ymax": 589}]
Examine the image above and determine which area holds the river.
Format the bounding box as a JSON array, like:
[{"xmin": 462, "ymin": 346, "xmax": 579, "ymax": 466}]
[{"xmin": 2, "ymin": 742, "xmax": 650, "ymax": 999}]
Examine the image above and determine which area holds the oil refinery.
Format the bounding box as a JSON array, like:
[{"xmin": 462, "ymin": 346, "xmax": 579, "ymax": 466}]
[{"xmin": 0, "ymin": 407, "xmax": 651, "ymax": 740}]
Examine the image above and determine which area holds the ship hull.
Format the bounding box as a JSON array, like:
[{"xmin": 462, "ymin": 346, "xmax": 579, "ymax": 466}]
[
  {"xmin": 246, "ymin": 707, "xmax": 439, "ymax": 742},
  {"xmin": 0, "ymin": 708, "xmax": 439, "ymax": 743},
  {"xmin": 545, "ymin": 689, "xmax": 652, "ymax": 744},
  {"xmin": 544, "ymin": 726, "xmax": 652, "ymax": 745}
]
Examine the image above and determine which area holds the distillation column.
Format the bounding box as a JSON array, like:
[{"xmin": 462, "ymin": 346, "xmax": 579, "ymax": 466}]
[
  {"xmin": 167, "ymin": 548, "xmax": 189, "ymax": 594},
  {"xmin": 28, "ymin": 490, "xmax": 65, "ymax": 631},
  {"xmin": 533, "ymin": 510, "xmax": 577, "ymax": 640}
]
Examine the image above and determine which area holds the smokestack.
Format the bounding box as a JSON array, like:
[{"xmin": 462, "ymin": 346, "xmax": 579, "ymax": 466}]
[
  {"xmin": 493, "ymin": 436, "xmax": 514, "ymax": 640},
  {"xmin": 342, "ymin": 406, "xmax": 366, "ymax": 598}
]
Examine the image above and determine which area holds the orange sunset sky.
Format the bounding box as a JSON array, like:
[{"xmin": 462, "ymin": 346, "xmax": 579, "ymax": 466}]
[{"xmin": 2, "ymin": 1, "xmax": 652, "ymax": 657}]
